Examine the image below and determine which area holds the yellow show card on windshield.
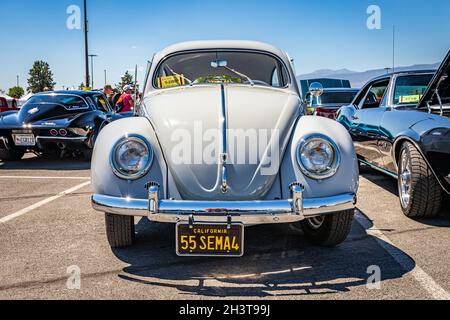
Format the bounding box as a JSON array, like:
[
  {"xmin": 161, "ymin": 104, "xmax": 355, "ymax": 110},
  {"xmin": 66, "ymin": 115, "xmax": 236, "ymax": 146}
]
[
  {"xmin": 157, "ymin": 75, "xmax": 186, "ymax": 88},
  {"xmin": 399, "ymin": 95, "xmax": 422, "ymax": 104}
]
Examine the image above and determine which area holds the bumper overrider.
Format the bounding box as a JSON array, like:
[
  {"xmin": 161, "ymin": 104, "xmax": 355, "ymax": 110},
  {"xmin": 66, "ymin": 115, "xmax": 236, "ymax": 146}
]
[{"xmin": 92, "ymin": 182, "xmax": 357, "ymax": 225}]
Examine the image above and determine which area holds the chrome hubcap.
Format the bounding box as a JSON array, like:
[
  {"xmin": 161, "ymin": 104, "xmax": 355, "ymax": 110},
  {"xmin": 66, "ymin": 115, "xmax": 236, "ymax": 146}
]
[
  {"xmin": 399, "ymin": 151, "xmax": 412, "ymax": 208},
  {"xmin": 306, "ymin": 216, "xmax": 325, "ymax": 229}
]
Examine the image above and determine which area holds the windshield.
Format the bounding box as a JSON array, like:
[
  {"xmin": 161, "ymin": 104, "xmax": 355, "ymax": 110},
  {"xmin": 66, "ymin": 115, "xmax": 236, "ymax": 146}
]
[
  {"xmin": 153, "ymin": 51, "xmax": 289, "ymax": 89},
  {"xmin": 319, "ymin": 91, "xmax": 358, "ymax": 104},
  {"xmin": 23, "ymin": 94, "xmax": 89, "ymax": 112},
  {"xmin": 393, "ymin": 74, "xmax": 433, "ymax": 105}
]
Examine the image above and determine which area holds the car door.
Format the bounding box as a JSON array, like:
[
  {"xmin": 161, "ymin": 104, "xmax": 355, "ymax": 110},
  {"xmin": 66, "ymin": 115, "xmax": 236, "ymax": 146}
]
[{"xmin": 348, "ymin": 78, "xmax": 390, "ymax": 167}]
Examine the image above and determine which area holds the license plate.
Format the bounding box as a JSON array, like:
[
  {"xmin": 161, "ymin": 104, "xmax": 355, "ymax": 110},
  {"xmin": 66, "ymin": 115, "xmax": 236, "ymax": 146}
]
[
  {"xmin": 176, "ymin": 223, "xmax": 244, "ymax": 257},
  {"xmin": 13, "ymin": 134, "xmax": 35, "ymax": 146}
]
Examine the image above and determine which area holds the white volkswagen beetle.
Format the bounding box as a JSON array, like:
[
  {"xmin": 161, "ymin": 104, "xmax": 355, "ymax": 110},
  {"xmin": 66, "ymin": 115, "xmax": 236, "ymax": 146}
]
[{"xmin": 91, "ymin": 41, "xmax": 358, "ymax": 257}]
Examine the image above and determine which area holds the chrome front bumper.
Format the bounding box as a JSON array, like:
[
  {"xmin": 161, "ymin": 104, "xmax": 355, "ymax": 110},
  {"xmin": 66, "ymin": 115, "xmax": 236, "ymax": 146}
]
[{"xmin": 91, "ymin": 183, "xmax": 356, "ymax": 225}]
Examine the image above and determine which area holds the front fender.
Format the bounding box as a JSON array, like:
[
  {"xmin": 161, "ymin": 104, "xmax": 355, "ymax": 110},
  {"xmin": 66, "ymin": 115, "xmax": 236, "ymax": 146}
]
[
  {"xmin": 91, "ymin": 117, "xmax": 168, "ymax": 199},
  {"xmin": 280, "ymin": 116, "xmax": 359, "ymax": 199}
]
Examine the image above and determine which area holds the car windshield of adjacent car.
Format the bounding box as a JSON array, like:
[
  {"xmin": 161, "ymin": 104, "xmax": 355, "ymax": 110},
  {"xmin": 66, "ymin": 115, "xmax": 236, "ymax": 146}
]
[
  {"xmin": 393, "ymin": 74, "xmax": 434, "ymax": 106},
  {"xmin": 319, "ymin": 91, "xmax": 358, "ymax": 104},
  {"xmin": 154, "ymin": 51, "xmax": 289, "ymax": 89},
  {"xmin": 24, "ymin": 94, "xmax": 89, "ymax": 110}
]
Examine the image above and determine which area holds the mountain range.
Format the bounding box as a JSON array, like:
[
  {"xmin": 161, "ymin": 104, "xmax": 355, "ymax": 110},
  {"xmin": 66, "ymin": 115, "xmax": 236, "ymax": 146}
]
[{"xmin": 297, "ymin": 63, "xmax": 439, "ymax": 88}]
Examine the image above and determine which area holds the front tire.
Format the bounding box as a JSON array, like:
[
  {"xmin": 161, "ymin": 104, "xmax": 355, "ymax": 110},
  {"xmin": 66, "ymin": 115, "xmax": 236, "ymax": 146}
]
[
  {"xmin": 105, "ymin": 213, "xmax": 135, "ymax": 248},
  {"xmin": 398, "ymin": 142, "xmax": 443, "ymax": 218},
  {"xmin": 299, "ymin": 210, "xmax": 355, "ymax": 247}
]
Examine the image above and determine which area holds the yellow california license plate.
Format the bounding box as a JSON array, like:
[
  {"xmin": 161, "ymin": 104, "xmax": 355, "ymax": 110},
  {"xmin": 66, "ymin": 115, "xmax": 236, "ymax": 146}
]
[{"xmin": 176, "ymin": 223, "xmax": 244, "ymax": 257}]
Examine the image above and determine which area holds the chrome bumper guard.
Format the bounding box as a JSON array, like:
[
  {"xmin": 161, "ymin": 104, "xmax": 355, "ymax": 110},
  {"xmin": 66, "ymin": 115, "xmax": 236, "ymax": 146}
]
[{"xmin": 92, "ymin": 182, "xmax": 356, "ymax": 225}]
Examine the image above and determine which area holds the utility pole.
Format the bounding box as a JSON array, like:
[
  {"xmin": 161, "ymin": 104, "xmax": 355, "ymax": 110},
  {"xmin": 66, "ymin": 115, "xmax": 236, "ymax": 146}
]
[
  {"xmin": 89, "ymin": 54, "xmax": 98, "ymax": 89},
  {"xmin": 16, "ymin": 75, "xmax": 19, "ymax": 87},
  {"xmin": 83, "ymin": 0, "xmax": 90, "ymax": 89},
  {"xmin": 104, "ymin": 69, "xmax": 107, "ymax": 85}
]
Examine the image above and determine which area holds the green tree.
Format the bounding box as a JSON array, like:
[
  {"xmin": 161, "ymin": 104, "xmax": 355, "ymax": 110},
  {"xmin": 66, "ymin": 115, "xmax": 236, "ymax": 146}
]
[
  {"xmin": 27, "ymin": 60, "xmax": 56, "ymax": 93},
  {"xmin": 115, "ymin": 71, "xmax": 134, "ymax": 91},
  {"xmin": 8, "ymin": 86, "xmax": 25, "ymax": 99}
]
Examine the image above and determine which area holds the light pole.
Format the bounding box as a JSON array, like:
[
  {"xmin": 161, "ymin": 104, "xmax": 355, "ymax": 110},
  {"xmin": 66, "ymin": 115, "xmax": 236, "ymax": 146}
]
[
  {"xmin": 83, "ymin": 0, "xmax": 90, "ymax": 89},
  {"xmin": 88, "ymin": 54, "xmax": 98, "ymax": 89},
  {"xmin": 104, "ymin": 69, "xmax": 107, "ymax": 86}
]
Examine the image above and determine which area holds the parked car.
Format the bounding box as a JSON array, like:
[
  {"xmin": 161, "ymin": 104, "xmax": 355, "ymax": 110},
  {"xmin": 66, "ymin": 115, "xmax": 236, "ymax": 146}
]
[
  {"xmin": 0, "ymin": 91, "xmax": 133, "ymax": 161},
  {"xmin": 299, "ymin": 78, "xmax": 351, "ymax": 99},
  {"xmin": 0, "ymin": 96, "xmax": 18, "ymax": 113},
  {"xmin": 337, "ymin": 51, "xmax": 450, "ymax": 218},
  {"xmin": 303, "ymin": 88, "xmax": 359, "ymax": 119},
  {"xmin": 91, "ymin": 41, "xmax": 359, "ymax": 256}
]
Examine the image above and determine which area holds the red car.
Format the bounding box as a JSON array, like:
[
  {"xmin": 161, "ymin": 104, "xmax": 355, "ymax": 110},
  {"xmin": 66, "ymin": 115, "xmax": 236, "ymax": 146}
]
[{"xmin": 0, "ymin": 97, "xmax": 18, "ymax": 113}]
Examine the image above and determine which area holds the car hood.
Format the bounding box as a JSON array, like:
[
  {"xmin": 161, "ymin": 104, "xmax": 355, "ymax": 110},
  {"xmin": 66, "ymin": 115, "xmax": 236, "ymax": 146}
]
[
  {"xmin": 145, "ymin": 85, "xmax": 300, "ymax": 200},
  {"xmin": 418, "ymin": 50, "xmax": 450, "ymax": 111}
]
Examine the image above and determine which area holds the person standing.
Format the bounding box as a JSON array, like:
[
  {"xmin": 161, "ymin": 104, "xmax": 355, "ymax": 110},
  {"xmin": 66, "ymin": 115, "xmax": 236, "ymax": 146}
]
[
  {"xmin": 102, "ymin": 85, "xmax": 115, "ymax": 106},
  {"xmin": 117, "ymin": 85, "xmax": 134, "ymax": 113}
]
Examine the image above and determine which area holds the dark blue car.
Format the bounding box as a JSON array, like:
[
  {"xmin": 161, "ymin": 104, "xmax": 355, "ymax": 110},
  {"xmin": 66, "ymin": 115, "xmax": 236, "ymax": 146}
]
[
  {"xmin": 337, "ymin": 52, "xmax": 450, "ymax": 218},
  {"xmin": 0, "ymin": 90, "xmax": 133, "ymax": 161}
]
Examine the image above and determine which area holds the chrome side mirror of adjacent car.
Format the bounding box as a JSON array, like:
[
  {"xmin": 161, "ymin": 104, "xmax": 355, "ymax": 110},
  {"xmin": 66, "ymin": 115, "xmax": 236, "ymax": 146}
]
[{"xmin": 309, "ymin": 82, "xmax": 324, "ymax": 98}]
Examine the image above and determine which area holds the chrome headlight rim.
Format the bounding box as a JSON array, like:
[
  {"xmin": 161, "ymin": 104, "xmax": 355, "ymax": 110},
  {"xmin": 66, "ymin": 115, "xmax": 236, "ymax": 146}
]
[
  {"xmin": 110, "ymin": 134, "xmax": 153, "ymax": 181},
  {"xmin": 296, "ymin": 133, "xmax": 341, "ymax": 180}
]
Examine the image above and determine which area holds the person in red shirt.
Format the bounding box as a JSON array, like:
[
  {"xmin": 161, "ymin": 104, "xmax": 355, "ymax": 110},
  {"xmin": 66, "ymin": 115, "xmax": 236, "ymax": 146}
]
[{"xmin": 117, "ymin": 85, "xmax": 134, "ymax": 113}]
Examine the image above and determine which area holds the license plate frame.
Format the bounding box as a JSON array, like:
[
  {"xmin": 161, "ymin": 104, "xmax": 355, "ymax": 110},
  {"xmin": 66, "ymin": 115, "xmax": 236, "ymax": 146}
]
[
  {"xmin": 176, "ymin": 222, "xmax": 244, "ymax": 257},
  {"xmin": 12, "ymin": 134, "xmax": 36, "ymax": 146}
]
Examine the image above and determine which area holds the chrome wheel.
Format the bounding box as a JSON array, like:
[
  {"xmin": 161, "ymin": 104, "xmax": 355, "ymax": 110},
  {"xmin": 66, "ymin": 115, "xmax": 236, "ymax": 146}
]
[
  {"xmin": 306, "ymin": 216, "xmax": 325, "ymax": 230},
  {"xmin": 399, "ymin": 150, "xmax": 412, "ymax": 208}
]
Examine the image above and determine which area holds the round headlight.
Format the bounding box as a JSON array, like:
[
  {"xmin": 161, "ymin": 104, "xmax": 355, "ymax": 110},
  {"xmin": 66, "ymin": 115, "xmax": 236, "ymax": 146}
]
[
  {"xmin": 297, "ymin": 134, "xmax": 340, "ymax": 180},
  {"xmin": 110, "ymin": 135, "xmax": 153, "ymax": 180}
]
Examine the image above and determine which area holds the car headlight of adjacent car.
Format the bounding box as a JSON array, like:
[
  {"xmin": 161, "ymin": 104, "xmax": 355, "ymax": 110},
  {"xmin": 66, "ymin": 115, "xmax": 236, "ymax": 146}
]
[
  {"xmin": 297, "ymin": 134, "xmax": 341, "ymax": 180},
  {"xmin": 110, "ymin": 135, "xmax": 153, "ymax": 180}
]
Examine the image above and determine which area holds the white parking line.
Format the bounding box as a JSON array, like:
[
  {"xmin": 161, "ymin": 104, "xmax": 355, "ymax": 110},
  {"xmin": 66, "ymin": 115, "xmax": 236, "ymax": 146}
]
[
  {"xmin": 355, "ymin": 212, "xmax": 450, "ymax": 300},
  {"xmin": 0, "ymin": 176, "xmax": 90, "ymax": 180},
  {"xmin": 0, "ymin": 181, "xmax": 91, "ymax": 224}
]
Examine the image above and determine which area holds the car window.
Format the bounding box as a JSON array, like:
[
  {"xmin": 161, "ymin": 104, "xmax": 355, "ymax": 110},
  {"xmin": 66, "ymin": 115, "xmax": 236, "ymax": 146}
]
[
  {"xmin": 319, "ymin": 92, "xmax": 358, "ymax": 104},
  {"xmin": 26, "ymin": 94, "xmax": 89, "ymax": 110},
  {"xmin": 393, "ymin": 74, "xmax": 433, "ymax": 105},
  {"xmin": 0, "ymin": 98, "xmax": 7, "ymax": 108},
  {"xmin": 360, "ymin": 79, "xmax": 389, "ymax": 109},
  {"xmin": 154, "ymin": 51, "xmax": 289, "ymax": 89},
  {"xmin": 92, "ymin": 94, "xmax": 110, "ymax": 112}
]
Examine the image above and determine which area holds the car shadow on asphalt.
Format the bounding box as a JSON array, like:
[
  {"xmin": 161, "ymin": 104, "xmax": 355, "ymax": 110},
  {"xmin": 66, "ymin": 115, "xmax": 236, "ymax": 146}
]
[
  {"xmin": 112, "ymin": 213, "xmax": 416, "ymax": 298},
  {"xmin": 361, "ymin": 167, "xmax": 450, "ymax": 225},
  {"xmin": 0, "ymin": 154, "xmax": 90, "ymax": 171}
]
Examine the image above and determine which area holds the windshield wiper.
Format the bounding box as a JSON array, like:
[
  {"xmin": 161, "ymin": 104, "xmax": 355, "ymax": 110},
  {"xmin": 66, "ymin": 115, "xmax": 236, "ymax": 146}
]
[
  {"xmin": 224, "ymin": 66, "xmax": 255, "ymax": 86},
  {"xmin": 165, "ymin": 65, "xmax": 193, "ymax": 85}
]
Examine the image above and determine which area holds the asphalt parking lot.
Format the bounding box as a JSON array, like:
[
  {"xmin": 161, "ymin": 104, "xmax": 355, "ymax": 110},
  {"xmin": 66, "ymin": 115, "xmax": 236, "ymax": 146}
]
[{"xmin": 0, "ymin": 154, "xmax": 449, "ymax": 300}]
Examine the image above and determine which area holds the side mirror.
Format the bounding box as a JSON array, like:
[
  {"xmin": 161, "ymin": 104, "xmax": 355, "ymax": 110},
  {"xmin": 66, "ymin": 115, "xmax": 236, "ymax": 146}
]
[
  {"xmin": 309, "ymin": 82, "xmax": 324, "ymax": 98},
  {"xmin": 211, "ymin": 60, "xmax": 228, "ymax": 68}
]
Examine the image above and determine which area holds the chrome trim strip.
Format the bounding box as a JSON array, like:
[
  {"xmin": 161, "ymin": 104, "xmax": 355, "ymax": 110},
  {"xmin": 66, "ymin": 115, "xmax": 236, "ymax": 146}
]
[
  {"xmin": 92, "ymin": 192, "xmax": 356, "ymax": 225},
  {"xmin": 0, "ymin": 137, "xmax": 10, "ymax": 150},
  {"xmin": 36, "ymin": 136, "xmax": 87, "ymax": 141},
  {"xmin": 359, "ymin": 159, "xmax": 398, "ymax": 179},
  {"xmin": 220, "ymin": 84, "xmax": 229, "ymax": 193}
]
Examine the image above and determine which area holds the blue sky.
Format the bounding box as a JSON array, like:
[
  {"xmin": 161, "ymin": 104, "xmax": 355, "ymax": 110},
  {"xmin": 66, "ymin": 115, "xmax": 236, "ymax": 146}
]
[{"xmin": 0, "ymin": 0, "xmax": 449, "ymax": 91}]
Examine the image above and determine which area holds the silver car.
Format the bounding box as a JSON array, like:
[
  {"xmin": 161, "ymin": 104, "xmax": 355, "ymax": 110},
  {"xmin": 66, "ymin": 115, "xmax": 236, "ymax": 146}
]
[{"xmin": 91, "ymin": 41, "xmax": 359, "ymax": 257}]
